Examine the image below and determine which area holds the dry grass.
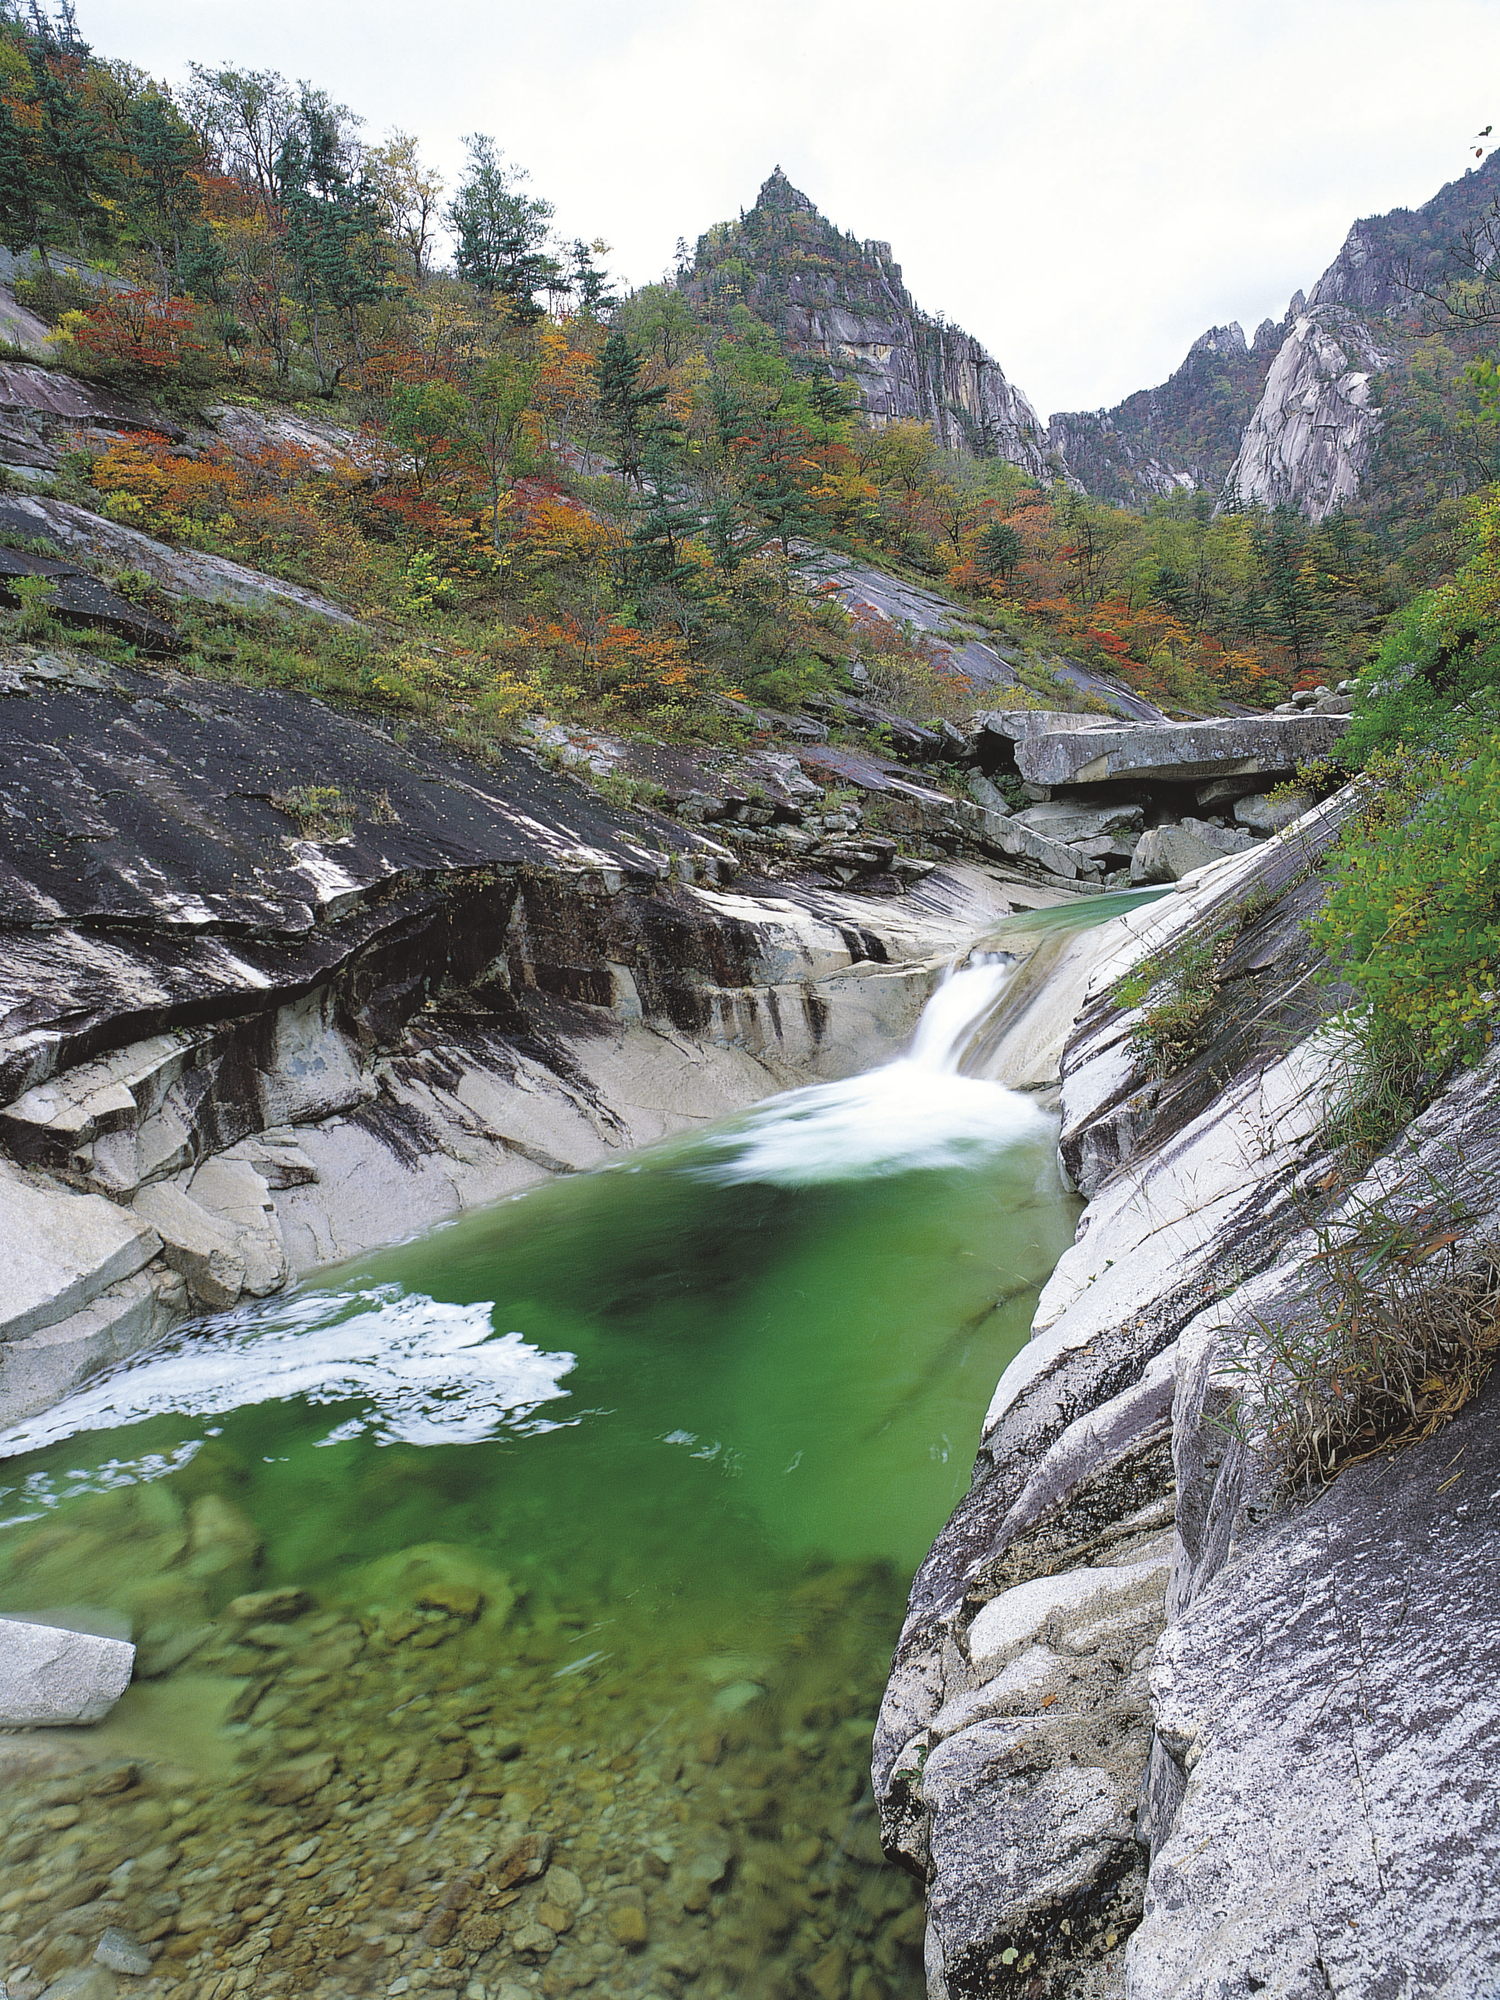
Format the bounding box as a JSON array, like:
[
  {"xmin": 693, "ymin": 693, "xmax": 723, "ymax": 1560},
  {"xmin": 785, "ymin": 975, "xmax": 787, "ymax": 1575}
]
[{"xmin": 1225, "ymin": 1185, "xmax": 1500, "ymax": 1491}]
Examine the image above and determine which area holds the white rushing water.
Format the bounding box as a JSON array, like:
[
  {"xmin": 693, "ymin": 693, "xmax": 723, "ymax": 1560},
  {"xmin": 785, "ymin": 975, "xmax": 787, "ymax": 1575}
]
[
  {"xmin": 692, "ymin": 958, "xmax": 1052, "ymax": 1186},
  {"xmin": 0, "ymin": 1285, "xmax": 578, "ymax": 1469}
]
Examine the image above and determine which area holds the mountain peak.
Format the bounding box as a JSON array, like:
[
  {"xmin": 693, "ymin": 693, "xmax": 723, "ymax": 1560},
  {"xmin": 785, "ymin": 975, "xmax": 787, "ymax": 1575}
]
[{"xmin": 755, "ymin": 166, "xmax": 816, "ymax": 215}]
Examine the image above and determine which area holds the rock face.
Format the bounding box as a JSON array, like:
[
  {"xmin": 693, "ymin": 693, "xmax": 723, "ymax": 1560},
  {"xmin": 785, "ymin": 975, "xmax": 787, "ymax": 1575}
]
[
  {"xmin": 0, "ymin": 489, "xmax": 358, "ymax": 626},
  {"xmin": 873, "ymin": 792, "xmax": 1373, "ymax": 1993},
  {"xmin": 1052, "ymin": 153, "xmax": 1500, "ymax": 517},
  {"xmin": 878, "ymin": 770, "xmax": 1500, "ymax": 1996},
  {"xmin": 0, "ymin": 1613, "xmax": 135, "ymax": 1725},
  {"xmin": 1130, "ymin": 1370, "xmax": 1500, "ymax": 2000},
  {"xmin": 1224, "ymin": 306, "xmax": 1397, "ymax": 520},
  {"xmin": 688, "ymin": 171, "xmax": 1046, "ymax": 473},
  {"xmin": 1049, "ymin": 320, "xmax": 1284, "ymax": 507}
]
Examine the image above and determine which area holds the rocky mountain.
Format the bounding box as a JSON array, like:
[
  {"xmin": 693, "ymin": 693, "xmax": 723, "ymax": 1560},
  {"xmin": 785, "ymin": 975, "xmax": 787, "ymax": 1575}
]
[
  {"xmin": 685, "ymin": 169, "xmax": 1048, "ymax": 476},
  {"xmin": 690, "ymin": 155, "xmax": 1500, "ymax": 523},
  {"xmin": 1224, "ymin": 304, "xmax": 1398, "ymax": 519},
  {"xmin": 1048, "ymin": 315, "xmax": 1290, "ymax": 507},
  {"xmin": 1051, "ymin": 151, "xmax": 1500, "ymax": 519}
]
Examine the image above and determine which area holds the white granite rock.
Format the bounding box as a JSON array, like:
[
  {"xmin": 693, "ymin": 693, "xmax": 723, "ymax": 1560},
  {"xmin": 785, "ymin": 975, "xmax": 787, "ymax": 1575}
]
[{"xmin": 0, "ymin": 1613, "xmax": 135, "ymax": 1725}]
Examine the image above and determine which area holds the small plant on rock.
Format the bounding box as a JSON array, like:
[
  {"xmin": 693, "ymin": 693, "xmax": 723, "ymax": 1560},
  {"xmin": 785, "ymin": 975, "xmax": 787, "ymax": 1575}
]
[
  {"xmin": 1224, "ymin": 1177, "xmax": 1500, "ymax": 1491},
  {"xmin": 271, "ymin": 784, "xmax": 353, "ymax": 840},
  {"xmin": 1117, "ymin": 926, "xmax": 1232, "ymax": 1077}
]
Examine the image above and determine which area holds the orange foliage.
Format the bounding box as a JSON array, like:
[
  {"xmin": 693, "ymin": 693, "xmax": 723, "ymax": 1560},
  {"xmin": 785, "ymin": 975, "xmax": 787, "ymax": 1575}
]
[
  {"xmin": 500, "ymin": 481, "xmax": 617, "ymax": 575},
  {"xmin": 69, "ymin": 289, "xmax": 208, "ymax": 374},
  {"xmin": 529, "ymin": 611, "xmax": 707, "ymax": 710}
]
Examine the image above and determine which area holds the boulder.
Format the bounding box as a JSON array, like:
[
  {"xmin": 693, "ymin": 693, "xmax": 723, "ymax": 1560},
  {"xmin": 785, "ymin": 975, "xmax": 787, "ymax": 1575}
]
[
  {"xmin": 1016, "ymin": 713, "xmax": 1350, "ymax": 788},
  {"xmin": 961, "ymin": 806, "xmax": 1084, "ymax": 880},
  {"xmin": 965, "ymin": 773, "xmax": 1012, "ymax": 816},
  {"xmin": 1194, "ymin": 773, "xmax": 1264, "ymax": 811},
  {"xmin": 131, "ymin": 1181, "xmax": 248, "ymax": 1310},
  {"xmin": 0, "ymin": 1265, "xmax": 185, "ymax": 1428},
  {"xmin": 184, "ymin": 1157, "xmax": 287, "ymax": 1296},
  {"xmin": 1233, "ymin": 788, "xmax": 1315, "ymax": 833},
  {"xmin": 972, "ymin": 708, "xmax": 1112, "ymax": 746},
  {"xmin": 0, "ymin": 1613, "xmax": 135, "ymax": 1725},
  {"xmin": 1014, "ymin": 799, "xmax": 1144, "ymax": 845},
  {"xmin": 1130, "ymin": 824, "xmax": 1231, "ymax": 884},
  {"xmin": 1069, "ymin": 832, "xmax": 1138, "ymax": 866}
]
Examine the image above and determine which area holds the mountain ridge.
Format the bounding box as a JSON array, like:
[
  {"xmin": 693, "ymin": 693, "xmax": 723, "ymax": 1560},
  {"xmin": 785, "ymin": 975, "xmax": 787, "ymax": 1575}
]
[{"xmin": 704, "ymin": 156, "xmax": 1500, "ymax": 521}]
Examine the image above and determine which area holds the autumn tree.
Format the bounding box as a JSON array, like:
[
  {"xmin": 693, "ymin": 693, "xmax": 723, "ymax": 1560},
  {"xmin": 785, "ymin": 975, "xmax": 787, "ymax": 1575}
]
[{"xmin": 369, "ymin": 130, "xmax": 443, "ymax": 286}]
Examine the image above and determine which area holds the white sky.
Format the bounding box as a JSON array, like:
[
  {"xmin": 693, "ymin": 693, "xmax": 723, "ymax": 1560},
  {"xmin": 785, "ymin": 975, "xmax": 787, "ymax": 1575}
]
[{"xmin": 79, "ymin": 0, "xmax": 1500, "ymax": 420}]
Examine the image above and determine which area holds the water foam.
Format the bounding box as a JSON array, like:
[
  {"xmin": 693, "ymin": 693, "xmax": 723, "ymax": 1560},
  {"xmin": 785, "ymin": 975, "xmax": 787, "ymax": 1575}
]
[
  {"xmin": 0, "ymin": 1286, "xmax": 576, "ymax": 1462},
  {"xmin": 690, "ymin": 959, "xmax": 1052, "ymax": 1185}
]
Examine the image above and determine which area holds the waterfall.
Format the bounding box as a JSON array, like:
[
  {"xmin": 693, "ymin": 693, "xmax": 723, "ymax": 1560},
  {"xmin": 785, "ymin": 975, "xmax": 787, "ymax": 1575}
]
[
  {"xmin": 905, "ymin": 956, "xmax": 1014, "ymax": 1072},
  {"xmin": 690, "ymin": 959, "xmax": 1051, "ymax": 1187}
]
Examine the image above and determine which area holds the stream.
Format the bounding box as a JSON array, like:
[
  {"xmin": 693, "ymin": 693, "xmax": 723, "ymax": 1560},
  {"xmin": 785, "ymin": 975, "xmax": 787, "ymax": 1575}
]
[{"xmin": 0, "ymin": 894, "xmax": 1159, "ymax": 2000}]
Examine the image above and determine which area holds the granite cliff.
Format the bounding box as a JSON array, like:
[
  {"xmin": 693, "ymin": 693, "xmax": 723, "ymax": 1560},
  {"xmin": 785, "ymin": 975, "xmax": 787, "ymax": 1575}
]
[
  {"xmin": 1050, "ymin": 151, "xmax": 1500, "ymax": 521},
  {"xmin": 686, "ymin": 170, "xmax": 1047, "ymax": 474},
  {"xmin": 873, "ymin": 793, "xmax": 1500, "ymax": 1997}
]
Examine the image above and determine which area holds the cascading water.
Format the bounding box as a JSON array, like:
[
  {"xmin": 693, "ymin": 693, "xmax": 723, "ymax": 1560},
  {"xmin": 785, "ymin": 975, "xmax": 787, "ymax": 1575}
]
[
  {"xmin": 692, "ymin": 957, "xmax": 1046, "ymax": 1185},
  {"xmin": 0, "ymin": 941, "xmax": 1103, "ymax": 2000}
]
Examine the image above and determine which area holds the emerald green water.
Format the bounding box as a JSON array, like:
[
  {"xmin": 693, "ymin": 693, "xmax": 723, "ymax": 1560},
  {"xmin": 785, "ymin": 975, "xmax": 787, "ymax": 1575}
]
[{"xmin": 0, "ymin": 916, "xmax": 1162, "ymax": 2000}]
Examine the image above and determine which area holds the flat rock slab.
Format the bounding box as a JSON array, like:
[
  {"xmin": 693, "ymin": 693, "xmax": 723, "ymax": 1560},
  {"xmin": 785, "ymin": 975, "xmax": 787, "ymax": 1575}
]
[
  {"xmin": 1017, "ymin": 714, "xmax": 1350, "ymax": 788},
  {"xmin": 0, "ymin": 1613, "xmax": 135, "ymax": 1724},
  {"xmin": 0, "ymin": 358, "xmax": 178, "ymax": 436},
  {"xmin": 0, "ymin": 1159, "xmax": 161, "ymax": 1343},
  {"xmin": 1132, "ymin": 1369, "xmax": 1500, "ymax": 1998},
  {"xmin": 0, "ymin": 545, "xmax": 180, "ymax": 653}
]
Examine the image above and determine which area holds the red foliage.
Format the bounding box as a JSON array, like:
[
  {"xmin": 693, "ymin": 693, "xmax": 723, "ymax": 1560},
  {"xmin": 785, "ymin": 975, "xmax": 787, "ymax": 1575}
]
[{"xmin": 72, "ymin": 289, "xmax": 209, "ymax": 374}]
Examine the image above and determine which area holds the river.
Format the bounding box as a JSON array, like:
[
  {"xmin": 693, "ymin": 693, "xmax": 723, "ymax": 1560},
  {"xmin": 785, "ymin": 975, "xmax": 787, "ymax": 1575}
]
[{"xmin": 0, "ymin": 895, "xmax": 1159, "ymax": 2000}]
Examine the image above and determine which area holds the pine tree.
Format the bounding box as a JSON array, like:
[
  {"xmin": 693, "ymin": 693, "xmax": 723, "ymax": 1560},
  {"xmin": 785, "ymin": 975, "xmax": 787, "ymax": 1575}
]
[
  {"xmin": 447, "ymin": 135, "xmax": 556, "ymax": 324},
  {"xmin": 596, "ymin": 329, "xmax": 670, "ymax": 487}
]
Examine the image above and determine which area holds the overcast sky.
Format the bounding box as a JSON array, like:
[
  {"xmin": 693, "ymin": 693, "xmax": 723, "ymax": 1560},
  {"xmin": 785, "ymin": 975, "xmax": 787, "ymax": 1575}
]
[{"xmin": 78, "ymin": 0, "xmax": 1500, "ymax": 420}]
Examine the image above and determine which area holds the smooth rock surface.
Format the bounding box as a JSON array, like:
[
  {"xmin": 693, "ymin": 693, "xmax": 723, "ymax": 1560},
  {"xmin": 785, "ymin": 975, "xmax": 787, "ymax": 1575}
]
[
  {"xmin": 1018, "ymin": 714, "xmax": 1349, "ymax": 789},
  {"xmin": 0, "ymin": 1161, "xmax": 161, "ymax": 1343},
  {"xmin": 0, "ymin": 1614, "xmax": 135, "ymax": 1725},
  {"xmin": 1132, "ymin": 1369, "xmax": 1500, "ymax": 1999},
  {"xmin": 1129, "ymin": 823, "xmax": 1233, "ymax": 884},
  {"xmin": 1225, "ymin": 306, "xmax": 1397, "ymax": 522}
]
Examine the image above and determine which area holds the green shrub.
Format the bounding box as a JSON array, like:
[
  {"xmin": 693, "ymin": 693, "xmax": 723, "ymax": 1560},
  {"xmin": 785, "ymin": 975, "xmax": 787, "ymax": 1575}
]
[{"xmin": 1310, "ymin": 735, "xmax": 1500, "ymax": 1097}]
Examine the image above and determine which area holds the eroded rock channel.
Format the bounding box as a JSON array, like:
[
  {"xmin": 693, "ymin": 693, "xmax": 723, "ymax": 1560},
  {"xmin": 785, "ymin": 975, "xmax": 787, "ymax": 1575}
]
[{"xmin": 0, "ymin": 645, "xmax": 1121, "ymax": 2000}]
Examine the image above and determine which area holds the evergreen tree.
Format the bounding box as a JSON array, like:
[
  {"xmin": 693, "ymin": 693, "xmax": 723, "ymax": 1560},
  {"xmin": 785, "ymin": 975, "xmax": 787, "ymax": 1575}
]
[
  {"xmin": 596, "ymin": 328, "xmax": 670, "ymax": 487},
  {"xmin": 25, "ymin": 15, "xmax": 110, "ymax": 254},
  {"xmin": 0, "ymin": 98, "xmax": 48, "ymax": 257},
  {"xmin": 125, "ymin": 93, "xmax": 203, "ymax": 278},
  {"xmin": 276, "ymin": 109, "xmax": 387, "ymax": 389},
  {"xmin": 447, "ymin": 135, "xmax": 556, "ymax": 324},
  {"xmin": 977, "ymin": 521, "xmax": 1022, "ymax": 581},
  {"xmin": 568, "ymin": 238, "xmax": 618, "ymax": 320}
]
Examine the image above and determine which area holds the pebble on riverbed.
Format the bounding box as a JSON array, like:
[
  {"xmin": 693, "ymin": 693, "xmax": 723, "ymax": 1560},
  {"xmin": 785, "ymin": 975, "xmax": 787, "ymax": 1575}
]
[{"xmin": 0, "ymin": 1487, "xmax": 928, "ymax": 2000}]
